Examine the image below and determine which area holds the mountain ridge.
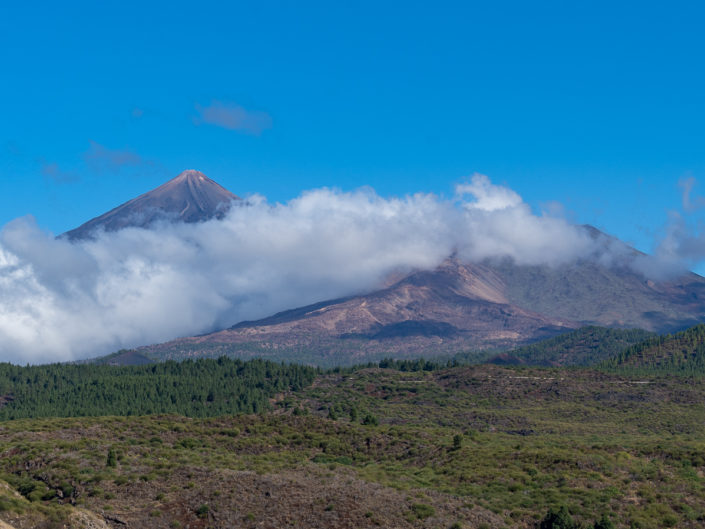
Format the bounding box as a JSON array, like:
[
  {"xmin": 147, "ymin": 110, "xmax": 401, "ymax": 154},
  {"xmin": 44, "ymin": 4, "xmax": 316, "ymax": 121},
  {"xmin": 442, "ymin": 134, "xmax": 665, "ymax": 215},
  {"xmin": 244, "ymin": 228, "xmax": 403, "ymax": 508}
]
[{"xmin": 58, "ymin": 171, "xmax": 705, "ymax": 366}]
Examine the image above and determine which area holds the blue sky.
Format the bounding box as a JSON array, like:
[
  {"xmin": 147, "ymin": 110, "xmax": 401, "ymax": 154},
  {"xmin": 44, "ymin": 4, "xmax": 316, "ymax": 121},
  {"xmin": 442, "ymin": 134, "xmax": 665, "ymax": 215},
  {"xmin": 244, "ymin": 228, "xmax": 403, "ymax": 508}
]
[{"xmin": 2, "ymin": 1, "xmax": 704, "ymax": 259}]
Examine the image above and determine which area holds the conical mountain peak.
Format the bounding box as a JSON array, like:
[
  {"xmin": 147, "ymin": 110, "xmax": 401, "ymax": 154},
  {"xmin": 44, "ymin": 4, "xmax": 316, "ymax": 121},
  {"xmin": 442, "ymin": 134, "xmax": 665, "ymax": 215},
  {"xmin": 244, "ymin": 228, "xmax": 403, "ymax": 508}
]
[
  {"xmin": 172, "ymin": 170, "xmax": 211, "ymax": 184},
  {"xmin": 64, "ymin": 170, "xmax": 240, "ymax": 240},
  {"xmin": 177, "ymin": 169, "xmax": 207, "ymax": 179}
]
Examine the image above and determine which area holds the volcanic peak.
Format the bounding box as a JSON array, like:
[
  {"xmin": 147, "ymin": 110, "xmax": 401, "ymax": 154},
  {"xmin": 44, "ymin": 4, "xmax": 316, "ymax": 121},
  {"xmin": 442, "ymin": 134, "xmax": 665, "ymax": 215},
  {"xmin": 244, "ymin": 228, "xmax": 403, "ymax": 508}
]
[{"xmin": 64, "ymin": 170, "xmax": 240, "ymax": 240}]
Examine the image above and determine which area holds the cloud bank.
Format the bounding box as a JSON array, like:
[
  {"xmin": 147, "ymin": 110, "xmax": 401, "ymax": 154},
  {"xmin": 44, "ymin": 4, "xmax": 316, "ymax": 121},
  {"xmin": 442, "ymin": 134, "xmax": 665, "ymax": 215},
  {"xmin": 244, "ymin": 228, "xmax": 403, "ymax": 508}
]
[{"xmin": 0, "ymin": 174, "xmax": 662, "ymax": 364}]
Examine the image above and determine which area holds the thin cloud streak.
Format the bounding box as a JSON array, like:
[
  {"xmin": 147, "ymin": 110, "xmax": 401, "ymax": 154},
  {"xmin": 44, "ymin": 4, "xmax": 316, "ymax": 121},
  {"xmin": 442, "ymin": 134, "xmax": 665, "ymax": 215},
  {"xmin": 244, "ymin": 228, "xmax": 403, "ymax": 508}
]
[
  {"xmin": 83, "ymin": 141, "xmax": 151, "ymax": 174},
  {"xmin": 679, "ymin": 176, "xmax": 705, "ymax": 213},
  {"xmin": 626, "ymin": 177, "xmax": 705, "ymax": 278},
  {"xmin": 194, "ymin": 101, "xmax": 272, "ymax": 135},
  {"xmin": 41, "ymin": 162, "xmax": 81, "ymax": 184}
]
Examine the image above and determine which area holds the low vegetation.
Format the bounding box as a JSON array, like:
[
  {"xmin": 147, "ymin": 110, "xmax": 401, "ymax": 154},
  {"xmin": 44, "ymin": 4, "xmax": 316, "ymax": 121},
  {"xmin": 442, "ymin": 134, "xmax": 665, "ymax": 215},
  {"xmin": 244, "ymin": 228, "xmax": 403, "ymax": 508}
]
[{"xmin": 0, "ymin": 357, "xmax": 704, "ymax": 528}]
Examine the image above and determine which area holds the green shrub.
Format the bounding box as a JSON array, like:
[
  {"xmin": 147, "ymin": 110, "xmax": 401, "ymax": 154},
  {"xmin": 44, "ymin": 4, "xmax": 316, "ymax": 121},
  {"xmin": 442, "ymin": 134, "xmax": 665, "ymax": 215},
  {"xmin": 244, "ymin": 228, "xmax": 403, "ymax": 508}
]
[
  {"xmin": 594, "ymin": 514, "xmax": 616, "ymax": 529},
  {"xmin": 540, "ymin": 506, "xmax": 577, "ymax": 529},
  {"xmin": 362, "ymin": 414, "xmax": 378, "ymax": 426},
  {"xmin": 411, "ymin": 503, "xmax": 435, "ymax": 519},
  {"xmin": 661, "ymin": 514, "xmax": 679, "ymax": 527},
  {"xmin": 106, "ymin": 448, "xmax": 117, "ymax": 467},
  {"xmin": 196, "ymin": 504, "xmax": 209, "ymax": 518}
]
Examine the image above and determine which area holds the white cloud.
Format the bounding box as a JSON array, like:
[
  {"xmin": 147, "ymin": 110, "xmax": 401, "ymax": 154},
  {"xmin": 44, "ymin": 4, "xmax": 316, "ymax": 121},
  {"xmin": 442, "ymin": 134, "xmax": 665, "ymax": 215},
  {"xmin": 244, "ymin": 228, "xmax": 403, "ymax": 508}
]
[
  {"xmin": 455, "ymin": 173, "xmax": 522, "ymax": 211},
  {"xmin": 0, "ymin": 175, "xmax": 643, "ymax": 364}
]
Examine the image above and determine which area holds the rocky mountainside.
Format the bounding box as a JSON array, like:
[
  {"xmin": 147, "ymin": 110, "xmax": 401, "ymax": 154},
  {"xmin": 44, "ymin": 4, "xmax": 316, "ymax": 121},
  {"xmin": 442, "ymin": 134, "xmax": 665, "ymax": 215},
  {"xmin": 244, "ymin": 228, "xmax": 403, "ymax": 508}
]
[
  {"xmin": 487, "ymin": 257, "xmax": 705, "ymax": 332},
  {"xmin": 141, "ymin": 258, "xmax": 578, "ymax": 365},
  {"xmin": 63, "ymin": 170, "xmax": 240, "ymax": 240},
  {"xmin": 140, "ymin": 249, "xmax": 705, "ymax": 365}
]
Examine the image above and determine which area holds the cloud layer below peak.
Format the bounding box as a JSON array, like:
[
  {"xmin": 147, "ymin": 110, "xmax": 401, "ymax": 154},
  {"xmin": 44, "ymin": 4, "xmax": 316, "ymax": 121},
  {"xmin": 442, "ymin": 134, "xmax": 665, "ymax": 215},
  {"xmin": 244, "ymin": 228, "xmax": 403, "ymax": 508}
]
[{"xmin": 0, "ymin": 174, "xmax": 678, "ymax": 364}]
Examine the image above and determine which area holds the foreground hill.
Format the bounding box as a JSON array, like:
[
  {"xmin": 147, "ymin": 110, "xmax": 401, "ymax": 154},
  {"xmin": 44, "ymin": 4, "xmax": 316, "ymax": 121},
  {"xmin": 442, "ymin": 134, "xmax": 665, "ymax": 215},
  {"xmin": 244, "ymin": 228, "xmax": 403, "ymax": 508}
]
[
  {"xmin": 0, "ymin": 362, "xmax": 704, "ymax": 528},
  {"xmin": 482, "ymin": 326, "xmax": 655, "ymax": 367},
  {"xmin": 604, "ymin": 323, "xmax": 705, "ymax": 374}
]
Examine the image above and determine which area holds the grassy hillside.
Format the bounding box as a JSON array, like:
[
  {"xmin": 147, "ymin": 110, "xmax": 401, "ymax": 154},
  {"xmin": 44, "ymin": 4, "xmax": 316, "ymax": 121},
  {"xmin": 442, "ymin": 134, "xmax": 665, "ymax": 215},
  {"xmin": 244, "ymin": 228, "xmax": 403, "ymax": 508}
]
[
  {"xmin": 471, "ymin": 326, "xmax": 654, "ymax": 367},
  {"xmin": 1, "ymin": 362, "xmax": 704, "ymax": 528},
  {"xmin": 603, "ymin": 323, "xmax": 705, "ymax": 375}
]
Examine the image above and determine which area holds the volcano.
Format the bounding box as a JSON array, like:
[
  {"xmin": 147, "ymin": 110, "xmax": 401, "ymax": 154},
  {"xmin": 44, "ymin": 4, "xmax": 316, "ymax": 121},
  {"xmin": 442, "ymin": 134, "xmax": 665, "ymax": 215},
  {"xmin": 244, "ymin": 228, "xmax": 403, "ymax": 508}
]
[
  {"xmin": 64, "ymin": 170, "xmax": 240, "ymax": 240},
  {"xmin": 64, "ymin": 171, "xmax": 705, "ymax": 366}
]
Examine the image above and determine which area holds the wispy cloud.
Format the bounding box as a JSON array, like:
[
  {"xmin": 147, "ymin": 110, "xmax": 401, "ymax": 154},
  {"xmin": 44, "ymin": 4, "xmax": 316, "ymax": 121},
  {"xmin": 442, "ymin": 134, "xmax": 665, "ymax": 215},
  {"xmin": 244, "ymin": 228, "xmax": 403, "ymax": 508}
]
[
  {"xmin": 82, "ymin": 141, "xmax": 152, "ymax": 174},
  {"xmin": 679, "ymin": 176, "xmax": 705, "ymax": 212},
  {"xmin": 625, "ymin": 176, "xmax": 705, "ymax": 279},
  {"xmin": 194, "ymin": 100, "xmax": 272, "ymax": 135},
  {"xmin": 41, "ymin": 162, "xmax": 80, "ymax": 184}
]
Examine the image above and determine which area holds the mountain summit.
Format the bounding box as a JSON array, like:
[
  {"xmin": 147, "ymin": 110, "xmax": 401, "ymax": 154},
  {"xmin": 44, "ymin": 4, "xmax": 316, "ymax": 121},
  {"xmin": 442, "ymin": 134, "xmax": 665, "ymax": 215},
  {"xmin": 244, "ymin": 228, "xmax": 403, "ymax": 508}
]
[{"xmin": 64, "ymin": 170, "xmax": 240, "ymax": 240}]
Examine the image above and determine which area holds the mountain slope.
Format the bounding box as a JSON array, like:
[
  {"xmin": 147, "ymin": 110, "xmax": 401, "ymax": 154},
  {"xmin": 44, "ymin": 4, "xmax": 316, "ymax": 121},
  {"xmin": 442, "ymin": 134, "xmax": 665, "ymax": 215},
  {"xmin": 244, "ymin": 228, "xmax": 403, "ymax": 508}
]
[
  {"xmin": 140, "ymin": 237, "xmax": 705, "ymax": 366},
  {"xmin": 487, "ymin": 257, "xmax": 705, "ymax": 332},
  {"xmin": 140, "ymin": 259, "xmax": 578, "ymax": 365},
  {"xmin": 64, "ymin": 170, "xmax": 239, "ymax": 240}
]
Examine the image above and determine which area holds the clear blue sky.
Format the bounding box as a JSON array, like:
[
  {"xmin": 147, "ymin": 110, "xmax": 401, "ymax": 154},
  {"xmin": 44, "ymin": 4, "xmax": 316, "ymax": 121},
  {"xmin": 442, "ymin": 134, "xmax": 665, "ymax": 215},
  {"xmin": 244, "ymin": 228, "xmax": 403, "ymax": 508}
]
[{"xmin": 2, "ymin": 1, "xmax": 704, "ymax": 257}]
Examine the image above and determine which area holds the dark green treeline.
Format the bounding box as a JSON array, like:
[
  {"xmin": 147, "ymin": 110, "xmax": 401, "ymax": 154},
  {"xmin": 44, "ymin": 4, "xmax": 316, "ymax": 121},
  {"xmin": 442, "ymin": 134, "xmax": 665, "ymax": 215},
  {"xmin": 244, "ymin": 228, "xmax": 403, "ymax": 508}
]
[
  {"xmin": 0, "ymin": 357, "xmax": 317, "ymax": 420},
  {"xmin": 602, "ymin": 323, "xmax": 705, "ymax": 375}
]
